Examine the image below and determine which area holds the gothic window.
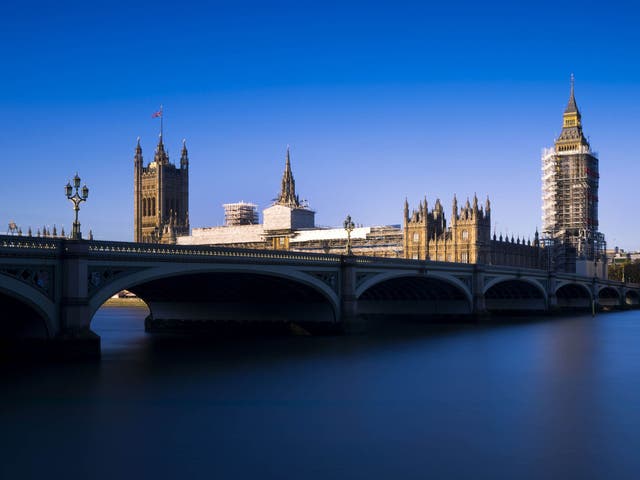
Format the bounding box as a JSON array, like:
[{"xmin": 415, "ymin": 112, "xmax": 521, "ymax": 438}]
[
  {"xmin": 412, "ymin": 254, "xmax": 419, "ymax": 260},
  {"xmin": 413, "ymin": 232, "xmax": 419, "ymax": 242},
  {"xmin": 462, "ymin": 230, "xmax": 469, "ymax": 240},
  {"xmin": 152, "ymin": 198, "xmax": 156, "ymax": 216},
  {"xmin": 461, "ymin": 252, "xmax": 469, "ymax": 263}
]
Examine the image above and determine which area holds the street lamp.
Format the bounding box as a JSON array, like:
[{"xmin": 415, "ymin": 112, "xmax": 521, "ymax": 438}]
[
  {"xmin": 65, "ymin": 173, "xmax": 89, "ymax": 240},
  {"xmin": 343, "ymin": 214, "xmax": 355, "ymax": 255}
]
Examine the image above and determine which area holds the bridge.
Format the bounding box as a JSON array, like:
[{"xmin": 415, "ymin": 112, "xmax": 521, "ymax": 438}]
[{"xmin": 1, "ymin": 235, "xmax": 638, "ymax": 356}]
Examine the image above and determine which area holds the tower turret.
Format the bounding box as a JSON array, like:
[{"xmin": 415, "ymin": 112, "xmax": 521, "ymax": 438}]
[
  {"xmin": 154, "ymin": 133, "xmax": 169, "ymax": 165},
  {"xmin": 180, "ymin": 139, "xmax": 189, "ymax": 169},
  {"xmin": 451, "ymin": 194, "xmax": 458, "ymax": 225},
  {"xmin": 134, "ymin": 137, "xmax": 143, "ymax": 166}
]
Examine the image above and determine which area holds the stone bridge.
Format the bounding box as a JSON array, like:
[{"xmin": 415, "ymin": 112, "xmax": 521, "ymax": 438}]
[{"xmin": 0, "ymin": 236, "xmax": 638, "ymax": 355}]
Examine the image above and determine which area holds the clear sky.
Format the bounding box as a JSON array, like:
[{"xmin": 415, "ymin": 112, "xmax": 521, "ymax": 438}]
[{"xmin": 1, "ymin": 1, "xmax": 639, "ymax": 249}]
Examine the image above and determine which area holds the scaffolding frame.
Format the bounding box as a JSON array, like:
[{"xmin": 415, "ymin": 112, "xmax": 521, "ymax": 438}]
[
  {"xmin": 541, "ymin": 144, "xmax": 604, "ymax": 269},
  {"xmin": 223, "ymin": 202, "xmax": 259, "ymax": 226}
]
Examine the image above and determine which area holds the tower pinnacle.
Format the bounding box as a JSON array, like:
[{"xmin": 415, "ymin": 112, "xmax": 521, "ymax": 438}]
[
  {"xmin": 277, "ymin": 146, "xmax": 300, "ymax": 207},
  {"xmin": 180, "ymin": 139, "xmax": 189, "ymax": 168},
  {"xmin": 155, "ymin": 132, "xmax": 168, "ymax": 164}
]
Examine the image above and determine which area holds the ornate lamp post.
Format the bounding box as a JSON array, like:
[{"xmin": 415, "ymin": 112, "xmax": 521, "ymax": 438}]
[
  {"xmin": 65, "ymin": 173, "xmax": 89, "ymax": 240},
  {"xmin": 343, "ymin": 214, "xmax": 355, "ymax": 255}
]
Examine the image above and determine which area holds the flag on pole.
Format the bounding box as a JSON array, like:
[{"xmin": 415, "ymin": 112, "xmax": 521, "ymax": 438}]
[{"xmin": 151, "ymin": 109, "xmax": 162, "ymax": 118}]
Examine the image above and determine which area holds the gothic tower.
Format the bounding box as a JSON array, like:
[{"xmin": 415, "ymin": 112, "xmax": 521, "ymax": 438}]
[
  {"xmin": 133, "ymin": 134, "xmax": 190, "ymax": 243},
  {"xmin": 541, "ymin": 75, "xmax": 603, "ymax": 271}
]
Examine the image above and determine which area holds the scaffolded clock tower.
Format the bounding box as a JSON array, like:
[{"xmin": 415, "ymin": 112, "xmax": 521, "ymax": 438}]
[{"xmin": 541, "ymin": 76, "xmax": 605, "ymax": 275}]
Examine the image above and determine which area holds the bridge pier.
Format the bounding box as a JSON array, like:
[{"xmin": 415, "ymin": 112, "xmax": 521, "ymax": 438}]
[
  {"xmin": 547, "ymin": 272, "xmax": 559, "ymax": 314},
  {"xmin": 340, "ymin": 257, "xmax": 366, "ymax": 333},
  {"xmin": 471, "ymin": 266, "xmax": 489, "ymax": 321},
  {"xmin": 58, "ymin": 241, "xmax": 100, "ymax": 357}
]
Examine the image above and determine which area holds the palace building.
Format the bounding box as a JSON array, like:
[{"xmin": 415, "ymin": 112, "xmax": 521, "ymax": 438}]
[
  {"xmin": 541, "ymin": 76, "xmax": 606, "ymax": 276},
  {"xmin": 403, "ymin": 195, "xmax": 545, "ymax": 268},
  {"xmin": 137, "ymin": 78, "xmax": 609, "ymax": 275},
  {"xmin": 134, "ymin": 134, "xmax": 190, "ymax": 243}
]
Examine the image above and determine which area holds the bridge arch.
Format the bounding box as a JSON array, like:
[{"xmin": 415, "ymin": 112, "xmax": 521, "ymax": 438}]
[
  {"xmin": 483, "ymin": 277, "xmax": 547, "ymax": 312},
  {"xmin": 624, "ymin": 290, "xmax": 640, "ymax": 306},
  {"xmin": 88, "ymin": 264, "xmax": 340, "ymax": 327},
  {"xmin": 0, "ymin": 274, "xmax": 55, "ymax": 338},
  {"xmin": 356, "ymin": 272, "xmax": 473, "ymax": 316},
  {"xmin": 597, "ymin": 286, "xmax": 621, "ymax": 308},
  {"xmin": 555, "ymin": 282, "xmax": 592, "ymax": 310}
]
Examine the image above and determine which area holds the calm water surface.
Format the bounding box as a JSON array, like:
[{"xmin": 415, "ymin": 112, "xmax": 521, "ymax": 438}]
[{"xmin": 2, "ymin": 303, "xmax": 640, "ymax": 479}]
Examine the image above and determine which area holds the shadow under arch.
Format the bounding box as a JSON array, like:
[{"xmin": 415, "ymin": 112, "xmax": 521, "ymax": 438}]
[
  {"xmin": 484, "ymin": 278, "xmax": 547, "ymax": 313},
  {"xmin": 0, "ymin": 272, "xmax": 55, "ymax": 339},
  {"xmin": 0, "ymin": 289, "xmax": 51, "ymax": 339},
  {"xmin": 555, "ymin": 283, "xmax": 592, "ymax": 310},
  {"xmin": 89, "ymin": 268, "xmax": 339, "ymax": 334},
  {"xmin": 598, "ymin": 286, "xmax": 620, "ymax": 308},
  {"xmin": 357, "ymin": 274, "xmax": 473, "ymax": 317},
  {"xmin": 625, "ymin": 290, "xmax": 640, "ymax": 306}
]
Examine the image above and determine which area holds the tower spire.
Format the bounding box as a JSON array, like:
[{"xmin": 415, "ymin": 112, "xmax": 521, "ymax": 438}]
[
  {"xmin": 556, "ymin": 74, "xmax": 587, "ymax": 151},
  {"xmin": 565, "ymin": 73, "xmax": 578, "ymax": 114},
  {"xmin": 180, "ymin": 138, "xmax": 189, "ymax": 168},
  {"xmin": 277, "ymin": 146, "xmax": 300, "ymax": 207}
]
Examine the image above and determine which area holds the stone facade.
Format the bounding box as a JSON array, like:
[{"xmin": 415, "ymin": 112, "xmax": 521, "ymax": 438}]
[
  {"xmin": 134, "ymin": 135, "xmax": 189, "ymax": 243},
  {"xmin": 403, "ymin": 195, "xmax": 546, "ymax": 268}
]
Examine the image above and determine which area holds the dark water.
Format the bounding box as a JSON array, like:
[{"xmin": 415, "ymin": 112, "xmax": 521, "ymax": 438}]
[{"xmin": 2, "ymin": 304, "xmax": 640, "ymax": 479}]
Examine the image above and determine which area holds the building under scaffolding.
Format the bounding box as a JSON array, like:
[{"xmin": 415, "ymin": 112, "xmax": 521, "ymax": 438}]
[
  {"xmin": 541, "ymin": 76, "xmax": 606, "ymax": 277},
  {"xmin": 223, "ymin": 202, "xmax": 259, "ymax": 226}
]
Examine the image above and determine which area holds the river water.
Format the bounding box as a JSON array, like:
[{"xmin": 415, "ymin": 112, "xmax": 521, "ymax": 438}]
[{"xmin": 1, "ymin": 303, "xmax": 640, "ymax": 479}]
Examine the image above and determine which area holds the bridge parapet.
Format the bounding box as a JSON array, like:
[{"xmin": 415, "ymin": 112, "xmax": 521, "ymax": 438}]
[
  {"xmin": 0, "ymin": 235, "xmax": 62, "ymax": 254},
  {"xmin": 86, "ymin": 239, "xmax": 343, "ymax": 264}
]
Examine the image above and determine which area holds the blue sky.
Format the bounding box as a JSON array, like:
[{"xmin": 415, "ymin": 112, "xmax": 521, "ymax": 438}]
[{"xmin": 1, "ymin": 1, "xmax": 639, "ymax": 248}]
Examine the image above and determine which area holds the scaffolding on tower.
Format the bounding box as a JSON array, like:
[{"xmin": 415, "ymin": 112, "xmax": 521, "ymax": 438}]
[{"xmin": 223, "ymin": 202, "xmax": 259, "ymax": 226}]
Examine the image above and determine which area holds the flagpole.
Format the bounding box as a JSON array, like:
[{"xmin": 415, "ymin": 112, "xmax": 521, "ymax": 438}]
[{"xmin": 160, "ymin": 104, "xmax": 163, "ymax": 138}]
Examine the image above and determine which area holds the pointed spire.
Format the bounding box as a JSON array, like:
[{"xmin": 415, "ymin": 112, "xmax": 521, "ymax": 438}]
[
  {"xmin": 134, "ymin": 137, "xmax": 143, "ymax": 165},
  {"xmin": 485, "ymin": 195, "xmax": 491, "ymax": 214},
  {"xmin": 404, "ymin": 198, "xmax": 409, "ymax": 222},
  {"xmin": 154, "ymin": 132, "xmax": 168, "ymax": 165},
  {"xmin": 565, "ymin": 73, "xmax": 578, "ymax": 114},
  {"xmin": 180, "ymin": 138, "xmax": 189, "ymax": 168},
  {"xmin": 276, "ymin": 146, "xmax": 300, "ymax": 207}
]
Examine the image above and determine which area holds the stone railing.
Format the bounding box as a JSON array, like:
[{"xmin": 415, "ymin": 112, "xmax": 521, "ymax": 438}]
[
  {"xmin": 86, "ymin": 239, "xmax": 343, "ymax": 264},
  {"xmin": 0, "ymin": 235, "xmax": 62, "ymax": 252}
]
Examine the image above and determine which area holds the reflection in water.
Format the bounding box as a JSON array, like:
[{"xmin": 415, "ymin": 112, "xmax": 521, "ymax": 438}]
[{"xmin": 1, "ymin": 303, "xmax": 640, "ymax": 479}]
